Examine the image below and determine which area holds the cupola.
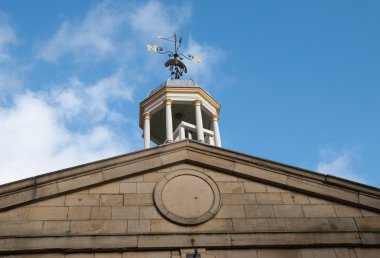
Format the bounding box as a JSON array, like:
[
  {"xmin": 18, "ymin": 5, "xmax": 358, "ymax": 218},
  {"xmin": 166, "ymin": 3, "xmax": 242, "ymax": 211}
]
[{"xmin": 140, "ymin": 33, "xmax": 222, "ymax": 149}]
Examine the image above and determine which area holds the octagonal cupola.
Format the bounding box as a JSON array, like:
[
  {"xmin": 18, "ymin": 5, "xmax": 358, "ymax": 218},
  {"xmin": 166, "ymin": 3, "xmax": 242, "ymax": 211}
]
[
  {"xmin": 140, "ymin": 78, "xmax": 221, "ymax": 149},
  {"xmin": 141, "ymin": 33, "xmax": 222, "ymax": 149}
]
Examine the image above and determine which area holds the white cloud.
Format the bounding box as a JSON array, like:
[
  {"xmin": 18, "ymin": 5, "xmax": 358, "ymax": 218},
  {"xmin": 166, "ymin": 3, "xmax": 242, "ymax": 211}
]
[
  {"xmin": 50, "ymin": 71, "xmax": 134, "ymax": 123},
  {"xmin": 184, "ymin": 38, "xmax": 225, "ymax": 85},
  {"xmin": 39, "ymin": 1, "xmax": 126, "ymax": 62},
  {"xmin": 316, "ymin": 148, "xmax": 366, "ymax": 184},
  {"xmin": 0, "ymin": 91, "xmax": 131, "ymax": 185},
  {"xmin": 128, "ymin": 1, "xmax": 191, "ymax": 39}
]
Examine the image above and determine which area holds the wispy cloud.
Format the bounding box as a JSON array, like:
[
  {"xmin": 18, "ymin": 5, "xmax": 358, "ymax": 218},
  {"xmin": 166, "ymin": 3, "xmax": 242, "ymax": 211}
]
[
  {"xmin": 0, "ymin": 11, "xmax": 16, "ymax": 62},
  {"xmin": 0, "ymin": 0, "xmax": 225, "ymax": 185},
  {"xmin": 184, "ymin": 38, "xmax": 225, "ymax": 85},
  {"xmin": 39, "ymin": 1, "xmax": 126, "ymax": 62},
  {"xmin": 316, "ymin": 147, "xmax": 366, "ymax": 184}
]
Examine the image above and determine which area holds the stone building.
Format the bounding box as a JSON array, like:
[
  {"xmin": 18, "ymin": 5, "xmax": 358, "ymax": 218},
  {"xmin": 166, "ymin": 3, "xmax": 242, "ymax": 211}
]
[{"xmin": 0, "ymin": 75, "xmax": 379, "ymax": 257}]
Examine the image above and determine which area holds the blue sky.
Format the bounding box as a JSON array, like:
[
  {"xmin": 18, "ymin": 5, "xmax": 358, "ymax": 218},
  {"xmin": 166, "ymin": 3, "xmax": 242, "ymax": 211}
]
[{"xmin": 0, "ymin": 0, "xmax": 379, "ymax": 187}]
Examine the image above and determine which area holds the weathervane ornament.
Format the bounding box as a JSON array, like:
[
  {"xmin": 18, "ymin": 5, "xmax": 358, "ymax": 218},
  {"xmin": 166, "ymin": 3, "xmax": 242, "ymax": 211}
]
[{"xmin": 146, "ymin": 33, "xmax": 201, "ymax": 79}]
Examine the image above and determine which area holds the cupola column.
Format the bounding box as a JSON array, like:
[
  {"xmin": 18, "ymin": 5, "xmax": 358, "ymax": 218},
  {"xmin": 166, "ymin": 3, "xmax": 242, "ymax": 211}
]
[
  {"xmin": 165, "ymin": 99, "xmax": 174, "ymax": 143},
  {"xmin": 143, "ymin": 112, "xmax": 151, "ymax": 149},
  {"xmin": 194, "ymin": 100, "xmax": 205, "ymax": 143},
  {"xmin": 212, "ymin": 115, "xmax": 222, "ymax": 147}
]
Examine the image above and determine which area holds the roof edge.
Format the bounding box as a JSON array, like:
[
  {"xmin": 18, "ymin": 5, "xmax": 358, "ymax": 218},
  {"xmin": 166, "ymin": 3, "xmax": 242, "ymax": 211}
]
[{"xmin": 0, "ymin": 140, "xmax": 379, "ymax": 212}]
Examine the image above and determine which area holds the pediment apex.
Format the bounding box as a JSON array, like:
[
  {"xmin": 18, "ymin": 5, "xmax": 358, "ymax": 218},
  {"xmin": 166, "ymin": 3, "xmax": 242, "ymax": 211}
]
[{"xmin": 0, "ymin": 140, "xmax": 379, "ymax": 212}]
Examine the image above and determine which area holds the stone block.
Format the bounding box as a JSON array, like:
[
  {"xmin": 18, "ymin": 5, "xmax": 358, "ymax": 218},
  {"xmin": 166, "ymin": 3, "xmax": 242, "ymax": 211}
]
[
  {"xmin": 127, "ymin": 219, "xmax": 151, "ymax": 233},
  {"xmin": 89, "ymin": 182, "xmax": 120, "ymax": 194},
  {"xmin": 0, "ymin": 221, "xmax": 43, "ymax": 236},
  {"xmin": 125, "ymin": 156, "xmax": 163, "ymax": 175},
  {"xmin": 187, "ymin": 150, "xmax": 235, "ymax": 171},
  {"xmin": 100, "ymin": 194, "xmax": 123, "ymax": 206},
  {"xmin": 258, "ymin": 249, "xmax": 301, "ymax": 258},
  {"xmin": 143, "ymin": 172, "xmax": 167, "ymax": 182},
  {"xmin": 302, "ymin": 205, "xmax": 336, "ymax": 217},
  {"xmin": 140, "ymin": 205, "xmax": 162, "ymax": 219},
  {"xmin": 354, "ymin": 248, "xmax": 380, "ymax": 258},
  {"xmin": 0, "ymin": 188, "xmax": 34, "ymax": 210},
  {"xmin": 256, "ymin": 193, "xmax": 283, "ymax": 204},
  {"xmin": 266, "ymin": 185, "xmax": 291, "ymax": 192},
  {"xmin": 11, "ymin": 254, "xmax": 64, "ymax": 258},
  {"xmin": 334, "ymin": 205, "xmax": 362, "ymax": 217},
  {"xmin": 309, "ymin": 197, "xmax": 334, "ymax": 204},
  {"xmin": 234, "ymin": 163, "xmax": 288, "ymax": 185},
  {"xmin": 122, "ymin": 252, "xmax": 171, "ymax": 258},
  {"xmin": 151, "ymin": 219, "xmax": 190, "ymax": 233},
  {"xmin": 285, "ymin": 218, "xmax": 330, "ymax": 232},
  {"xmin": 355, "ymin": 217, "xmax": 380, "ymax": 231},
  {"xmin": 205, "ymin": 170, "xmax": 238, "ymax": 182},
  {"xmin": 232, "ymin": 218, "xmax": 268, "ymax": 232},
  {"xmin": 91, "ymin": 207, "xmax": 112, "ymax": 220},
  {"xmin": 273, "ymin": 205, "xmax": 303, "ymax": 217},
  {"xmin": 42, "ymin": 221, "xmax": 70, "ymax": 235},
  {"xmin": 68, "ymin": 207, "xmax": 91, "ymax": 220},
  {"xmin": 0, "ymin": 207, "xmax": 25, "ymax": 221},
  {"xmin": 124, "ymin": 194, "xmax": 153, "ymax": 205},
  {"xmin": 120, "ymin": 182, "xmax": 137, "ymax": 193},
  {"xmin": 29, "ymin": 196, "xmax": 66, "ymax": 206},
  {"xmin": 300, "ymin": 248, "xmax": 336, "ymax": 258},
  {"xmin": 359, "ymin": 194, "xmax": 380, "ymax": 210},
  {"xmin": 361, "ymin": 209, "xmax": 380, "ymax": 217},
  {"xmin": 24, "ymin": 207, "xmax": 69, "ymax": 220},
  {"xmin": 58, "ymin": 172, "xmax": 104, "ymax": 192},
  {"xmin": 221, "ymin": 193, "xmax": 256, "ymax": 205},
  {"xmin": 65, "ymin": 194, "xmax": 100, "ymax": 206},
  {"xmin": 243, "ymin": 181, "xmax": 267, "ymax": 193},
  {"xmin": 191, "ymin": 219, "xmax": 233, "ymax": 233},
  {"xmin": 95, "ymin": 254, "xmax": 122, "ymax": 258},
  {"xmin": 70, "ymin": 220, "xmax": 127, "ymax": 234},
  {"xmin": 267, "ymin": 218, "xmax": 287, "ymax": 231},
  {"xmin": 359, "ymin": 233, "xmax": 380, "ymax": 245},
  {"xmin": 281, "ymin": 193, "xmax": 310, "ymax": 204},
  {"xmin": 215, "ymin": 205, "xmax": 246, "ymax": 218},
  {"xmin": 159, "ymin": 149, "xmax": 187, "ymax": 165},
  {"xmin": 66, "ymin": 254, "xmax": 95, "ymax": 258},
  {"xmin": 334, "ymin": 248, "xmax": 357, "ymax": 258},
  {"xmin": 137, "ymin": 182, "xmax": 156, "ymax": 193},
  {"xmin": 328, "ymin": 218, "xmax": 357, "ymax": 231},
  {"xmin": 120, "ymin": 175, "xmax": 143, "ymax": 182},
  {"xmin": 102, "ymin": 164, "xmax": 130, "ymax": 181},
  {"xmin": 245, "ymin": 205, "xmax": 275, "ymax": 218},
  {"xmin": 34, "ymin": 182, "xmax": 60, "ymax": 199},
  {"xmin": 217, "ymin": 182, "xmax": 244, "ymax": 193},
  {"xmin": 112, "ymin": 206, "xmax": 139, "ymax": 219},
  {"xmin": 207, "ymin": 249, "xmax": 258, "ymax": 258}
]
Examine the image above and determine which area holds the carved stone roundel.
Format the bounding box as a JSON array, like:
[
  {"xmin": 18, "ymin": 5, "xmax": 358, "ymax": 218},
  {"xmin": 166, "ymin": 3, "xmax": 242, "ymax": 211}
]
[{"xmin": 154, "ymin": 169, "xmax": 221, "ymax": 225}]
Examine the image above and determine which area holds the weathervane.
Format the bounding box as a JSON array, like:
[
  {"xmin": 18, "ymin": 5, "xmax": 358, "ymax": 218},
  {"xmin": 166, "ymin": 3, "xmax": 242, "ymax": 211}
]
[{"xmin": 146, "ymin": 33, "xmax": 201, "ymax": 79}]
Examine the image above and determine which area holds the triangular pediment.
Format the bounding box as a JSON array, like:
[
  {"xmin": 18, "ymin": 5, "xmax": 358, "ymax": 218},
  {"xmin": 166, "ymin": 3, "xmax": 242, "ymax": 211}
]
[{"xmin": 1, "ymin": 140, "xmax": 379, "ymax": 212}]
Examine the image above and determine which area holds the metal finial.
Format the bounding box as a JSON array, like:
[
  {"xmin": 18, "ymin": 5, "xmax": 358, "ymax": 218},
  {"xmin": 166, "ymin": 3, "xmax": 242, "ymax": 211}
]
[{"xmin": 146, "ymin": 32, "xmax": 201, "ymax": 79}]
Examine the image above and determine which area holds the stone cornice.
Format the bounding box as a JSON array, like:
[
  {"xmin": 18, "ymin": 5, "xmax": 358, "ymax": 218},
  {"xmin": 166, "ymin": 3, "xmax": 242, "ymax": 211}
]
[{"xmin": 0, "ymin": 232, "xmax": 379, "ymax": 254}]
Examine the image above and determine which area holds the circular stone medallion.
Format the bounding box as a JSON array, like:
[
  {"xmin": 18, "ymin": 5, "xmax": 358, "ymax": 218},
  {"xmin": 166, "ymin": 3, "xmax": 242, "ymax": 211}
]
[{"xmin": 154, "ymin": 169, "xmax": 221, "ymax": 225}]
